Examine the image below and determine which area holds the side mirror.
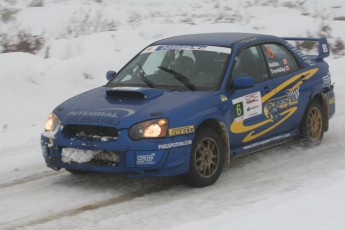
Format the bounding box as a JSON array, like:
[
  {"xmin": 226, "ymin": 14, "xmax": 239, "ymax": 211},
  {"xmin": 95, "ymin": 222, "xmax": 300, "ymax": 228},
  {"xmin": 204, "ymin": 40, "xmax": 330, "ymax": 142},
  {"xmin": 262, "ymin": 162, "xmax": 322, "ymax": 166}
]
[
  {"xmin": 106, "ymin": 70, "xmax": 116, "ymax": 81},
  {"xmin": 232, "ymin": 76, "xmax": 255, "ymax": 89}
]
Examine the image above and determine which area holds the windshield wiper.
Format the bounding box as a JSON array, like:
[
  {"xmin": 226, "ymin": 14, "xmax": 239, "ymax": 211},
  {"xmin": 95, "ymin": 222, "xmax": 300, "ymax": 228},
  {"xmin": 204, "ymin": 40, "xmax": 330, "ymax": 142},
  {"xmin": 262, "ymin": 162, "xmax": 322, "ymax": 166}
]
[
  {"xmin": 158, "ymin": 66, "xmax": 196, "ymax": 91},
  {"xmin": 136, "ymin": 62, "xmax": 155, "ymax": 88}
]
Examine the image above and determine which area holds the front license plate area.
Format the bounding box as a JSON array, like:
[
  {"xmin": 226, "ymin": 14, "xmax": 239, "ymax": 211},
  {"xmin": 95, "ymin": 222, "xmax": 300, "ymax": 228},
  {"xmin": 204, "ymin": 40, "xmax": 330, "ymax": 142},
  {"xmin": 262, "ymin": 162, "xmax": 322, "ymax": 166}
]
[{"xmin": 62, "ymin": 148, "xmax": 120, "ymax": 166}]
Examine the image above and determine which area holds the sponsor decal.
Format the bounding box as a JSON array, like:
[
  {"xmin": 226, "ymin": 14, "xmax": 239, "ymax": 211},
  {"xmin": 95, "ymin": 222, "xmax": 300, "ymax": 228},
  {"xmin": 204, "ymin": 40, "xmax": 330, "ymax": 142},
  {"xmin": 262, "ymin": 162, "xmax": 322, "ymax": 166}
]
[
  {"xmin": 264, "ymin": 87, "xmax": 299, "ymax": 122},
  {"xmin": 96, "ymin": 108, "xmax": 135, "ymax": 117},
  {"xmin": 323, "ymin": 72, "xmax": 331, "ymax": 87},
  {"xmin": 239, "ymin": 37, "xmax": 258, "ymax": 44},
  {"xmin": 268, "ymin": 60, "xmax": 292, "ymax": 75},
  {"xmin": 158, "ymin": 140, "xmax": 192, "ymax": 150},
  {"xmin": 156, "ymin": 45, "xmax": 207, "ymax": 52},
  {"xmin": 67, "ymin": 108, "xmax": 135, "ymax": 118},
  {"xmin": 220, "ymin": 94, "xmax": 228, "ymax": 102},
  {"xmin": 230, "ymin": 68, "xmax": 319, "ymax": 143},
  {"xmin": 322, "ymin": 44, "xmax": 329, "ymax": 53},
  {"xmin": 67, "ymin": 111, "xmax": 117, "ymax": 118},
  {"xmin": 247, "ymin": 105, "xmax": 260, "ymax": 112},
  {"xmin": 232, "ymin": 91, "xmax": 262, "ymax": 122},
  {"xmin": 304, "ymin": 59, "xmax": 315, "ymax": 66},
  {"xmin": 268, "ymin": 62, "xmax": 280, "ymax": 68},
  {"xmin": 169, "ymin": 125, "xmax": 195, "ymax": 136},
  {"xmin": 141, "ymin": 45, "xmax": 231, "ymax": 54},
  {"xmin": 146, "ymin": 47, "xmax": 153, "ymax": 52},
  {"xmin": 242, "ymin": 133, "xmax": 291, "ymax": 150},
  {"xmin": 65, "ymin": 108, "xmax": 135, "ymax": 125},
  {"xmin": 245, "ymin": 93, "xmax": 260, "ymax": 104},
  {"xmin": 271, "ymin": 67, "xmax": 286, "ymax": 75},
  {"xmin": 137, "ymin": 153, "xmax": 156, "ymax": 165},
  {"xmin": 265, "ymin": 45, "xmax": 275, "ymax": 59},
  {"xmin": 285, "ymin": 42, "xmax": 315, "ymax": 67}
]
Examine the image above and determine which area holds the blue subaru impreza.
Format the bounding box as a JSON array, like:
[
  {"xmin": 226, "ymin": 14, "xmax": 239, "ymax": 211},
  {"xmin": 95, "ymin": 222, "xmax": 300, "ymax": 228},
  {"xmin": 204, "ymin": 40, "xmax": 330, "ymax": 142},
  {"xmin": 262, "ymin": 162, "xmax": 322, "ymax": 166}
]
[{"xmin": 41, "ymin": 33, "xmax": 335, "ymax": 187}]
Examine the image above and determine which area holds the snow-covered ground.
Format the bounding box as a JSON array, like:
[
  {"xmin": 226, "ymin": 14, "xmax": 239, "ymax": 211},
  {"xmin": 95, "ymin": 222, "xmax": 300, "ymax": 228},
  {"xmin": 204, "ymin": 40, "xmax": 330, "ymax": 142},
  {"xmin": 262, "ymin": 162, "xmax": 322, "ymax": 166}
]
[{"xmin": 0, "ymin": 0, "xmax": 345, "ymax": 229}]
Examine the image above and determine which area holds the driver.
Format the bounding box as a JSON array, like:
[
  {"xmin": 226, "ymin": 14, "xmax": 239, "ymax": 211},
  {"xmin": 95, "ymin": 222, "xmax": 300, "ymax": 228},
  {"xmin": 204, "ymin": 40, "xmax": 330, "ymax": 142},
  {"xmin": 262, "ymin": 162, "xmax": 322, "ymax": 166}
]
[{"xmin": 170, "ymin": 56, "xmax": 194, "ymax": 77}]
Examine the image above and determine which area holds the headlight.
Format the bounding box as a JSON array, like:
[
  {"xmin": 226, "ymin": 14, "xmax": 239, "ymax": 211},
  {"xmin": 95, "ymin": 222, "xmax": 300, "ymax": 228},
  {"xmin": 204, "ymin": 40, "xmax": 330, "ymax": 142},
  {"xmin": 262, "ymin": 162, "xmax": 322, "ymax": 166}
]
[
  {"xmin": 44, "ymin": 113, "xmax": 61, "ymax": 132},
  {"xmin": 129, "ymin": 118, "xmax": 168, "ymax": 140}
]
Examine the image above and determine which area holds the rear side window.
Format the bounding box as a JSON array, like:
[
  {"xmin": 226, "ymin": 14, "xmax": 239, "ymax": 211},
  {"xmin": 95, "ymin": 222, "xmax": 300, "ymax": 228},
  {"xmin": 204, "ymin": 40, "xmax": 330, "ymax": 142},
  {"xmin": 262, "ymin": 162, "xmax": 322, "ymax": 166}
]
[
  {"xmin": 261, "ymin": 44, "xmax": 299, "ymax": 77},
  {"xmin": 232, "ymin": 46, "xmax": 269, "ymax": 83}
]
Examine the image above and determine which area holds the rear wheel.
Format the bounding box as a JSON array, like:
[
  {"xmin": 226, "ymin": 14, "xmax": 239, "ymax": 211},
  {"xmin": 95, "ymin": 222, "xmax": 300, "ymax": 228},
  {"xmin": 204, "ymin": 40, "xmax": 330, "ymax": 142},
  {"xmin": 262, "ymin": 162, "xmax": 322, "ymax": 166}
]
[
  {"xmin": 299, "ymin": 100, "xmax": 325, "ymax": 145},
  {"xmin": 180, "ymin": 127, "xmax": 224, "ymax": 187}
]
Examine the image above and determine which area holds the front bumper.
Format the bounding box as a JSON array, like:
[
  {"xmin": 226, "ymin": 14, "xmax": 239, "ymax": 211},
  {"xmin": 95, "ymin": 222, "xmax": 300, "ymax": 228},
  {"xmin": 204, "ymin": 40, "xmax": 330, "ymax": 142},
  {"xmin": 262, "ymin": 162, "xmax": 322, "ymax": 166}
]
[{"xmin": 41, "ymin": 130, "xmax": 194, "ymax": 177}]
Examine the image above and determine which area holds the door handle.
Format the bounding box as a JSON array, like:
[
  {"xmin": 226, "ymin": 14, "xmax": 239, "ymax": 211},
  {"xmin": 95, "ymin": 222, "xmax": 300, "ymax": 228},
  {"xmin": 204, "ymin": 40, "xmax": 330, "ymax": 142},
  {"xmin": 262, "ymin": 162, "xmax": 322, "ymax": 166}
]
[{"xmin": 263, "ymin": 86, "xmax": 271, "ymax": 94}]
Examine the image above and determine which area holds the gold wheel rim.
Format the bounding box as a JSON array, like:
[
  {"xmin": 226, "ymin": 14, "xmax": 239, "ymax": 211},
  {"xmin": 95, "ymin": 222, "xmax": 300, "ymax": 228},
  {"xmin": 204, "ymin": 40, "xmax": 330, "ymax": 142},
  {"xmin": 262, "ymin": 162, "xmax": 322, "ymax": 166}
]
[
  {"xmin": 195, "ymin": 138, "xmax": 219, "ymax": 179},
  {"xmin": 307, "ymin": 107, "xmax": 323, "ymax": 141}
]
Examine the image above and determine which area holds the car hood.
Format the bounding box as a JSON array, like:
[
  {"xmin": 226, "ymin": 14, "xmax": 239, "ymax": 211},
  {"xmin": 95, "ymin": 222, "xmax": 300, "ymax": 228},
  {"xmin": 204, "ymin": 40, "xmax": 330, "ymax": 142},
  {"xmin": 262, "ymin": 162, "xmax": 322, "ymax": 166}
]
[{"xmin": 54, "ymin": 86, "xmax": 211, "ymax": 129}]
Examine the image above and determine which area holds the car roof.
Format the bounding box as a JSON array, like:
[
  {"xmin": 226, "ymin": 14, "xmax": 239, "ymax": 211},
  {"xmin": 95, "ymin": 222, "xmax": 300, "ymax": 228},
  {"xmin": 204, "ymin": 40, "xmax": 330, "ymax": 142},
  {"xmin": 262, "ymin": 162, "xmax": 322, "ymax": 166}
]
[{"xmin": 152, "ymin": 33, "xmax": 277, "ymax": 48}]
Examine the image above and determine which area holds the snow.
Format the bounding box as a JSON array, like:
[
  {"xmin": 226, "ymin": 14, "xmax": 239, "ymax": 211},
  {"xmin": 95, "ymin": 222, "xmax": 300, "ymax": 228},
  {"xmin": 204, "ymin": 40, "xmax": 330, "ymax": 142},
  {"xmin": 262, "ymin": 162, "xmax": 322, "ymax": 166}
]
[
  {"xmin": 1, "ymin": 0, "xmax": 345, "ymax": 229},
  {"xmin": 62, "ymin": 148, "xmax": 97, "ymax": 163},
  {"xmin": 172, "ymin": 178, "xmax": 345, "ymax": 230},
  {"xmin": 61, "ymin": 148, "xmax": 119, "ymax": 164}
]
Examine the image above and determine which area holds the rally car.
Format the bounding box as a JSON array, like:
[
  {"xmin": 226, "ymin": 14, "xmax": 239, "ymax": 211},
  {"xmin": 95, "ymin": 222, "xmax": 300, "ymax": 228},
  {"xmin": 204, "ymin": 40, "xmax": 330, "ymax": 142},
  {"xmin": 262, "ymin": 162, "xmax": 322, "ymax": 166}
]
[{"xmin": 41, "ymin": 33, "xmax": 335, "ymax": 187}]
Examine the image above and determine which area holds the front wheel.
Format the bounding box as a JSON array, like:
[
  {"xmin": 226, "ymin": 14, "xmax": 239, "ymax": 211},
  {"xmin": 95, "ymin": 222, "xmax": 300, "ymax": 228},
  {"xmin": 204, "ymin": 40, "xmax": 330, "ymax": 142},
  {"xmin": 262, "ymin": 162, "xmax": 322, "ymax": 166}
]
[
  {"xmin": 299, "ymin": 100, "xmax": 325, "ymax": 145},
  {"xmin": 180, "ymin": 127, "xmax": 224, "ymax": 187}
]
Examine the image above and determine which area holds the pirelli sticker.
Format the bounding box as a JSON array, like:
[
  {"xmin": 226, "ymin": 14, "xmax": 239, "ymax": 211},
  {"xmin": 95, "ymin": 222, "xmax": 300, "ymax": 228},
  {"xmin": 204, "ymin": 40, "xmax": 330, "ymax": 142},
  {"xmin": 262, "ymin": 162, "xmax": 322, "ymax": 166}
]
[{"xmin": 169, "ymin": 125, "xmax": 195, "ymax": 136}]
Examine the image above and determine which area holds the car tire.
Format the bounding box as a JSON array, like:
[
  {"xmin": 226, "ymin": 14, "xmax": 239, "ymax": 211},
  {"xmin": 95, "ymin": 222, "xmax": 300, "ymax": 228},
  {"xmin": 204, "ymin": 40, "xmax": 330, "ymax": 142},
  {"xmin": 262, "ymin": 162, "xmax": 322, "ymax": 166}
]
[
  {"xmin": 299, "ymin": 100, "xmax": 325, "ymax": 146},
  {"xmin": 65, "ymin": 168, "xmax": 89, "ymax": 175},
  {"xmin": 180, "ymin": 127, "xmax": 224, "ymax": 187}
]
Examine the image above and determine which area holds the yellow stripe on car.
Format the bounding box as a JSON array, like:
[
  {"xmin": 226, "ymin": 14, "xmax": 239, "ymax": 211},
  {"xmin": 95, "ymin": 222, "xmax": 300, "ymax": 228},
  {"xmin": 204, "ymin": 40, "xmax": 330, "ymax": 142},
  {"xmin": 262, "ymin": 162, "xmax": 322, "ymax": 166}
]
[{"xmin": 230, "ymin": 68, "xmax": 318, "ymax": 143}]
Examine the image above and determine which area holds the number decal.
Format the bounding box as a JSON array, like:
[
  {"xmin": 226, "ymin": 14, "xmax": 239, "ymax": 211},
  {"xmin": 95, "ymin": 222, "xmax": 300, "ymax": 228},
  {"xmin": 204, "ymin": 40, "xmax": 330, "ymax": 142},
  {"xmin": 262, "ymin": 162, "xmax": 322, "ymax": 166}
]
[
  {"xmin": 234, "ymin": 102, "xmax": 244, "ymax": 118},
  {"xmin": 232, "ymin": 91, "xmax": 262, "ymax": 122}
]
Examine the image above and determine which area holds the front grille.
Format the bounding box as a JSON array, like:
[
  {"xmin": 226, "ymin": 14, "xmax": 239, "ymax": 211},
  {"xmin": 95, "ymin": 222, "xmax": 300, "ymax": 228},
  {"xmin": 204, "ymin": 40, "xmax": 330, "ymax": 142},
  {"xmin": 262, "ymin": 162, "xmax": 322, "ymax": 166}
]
[
  {"xmin": 89, "ymin": 158, "xmax": 120, "ymax": 167},
  {"xmin": 63, "ymin": 125, "xmax": 118, "ymax": 140}
]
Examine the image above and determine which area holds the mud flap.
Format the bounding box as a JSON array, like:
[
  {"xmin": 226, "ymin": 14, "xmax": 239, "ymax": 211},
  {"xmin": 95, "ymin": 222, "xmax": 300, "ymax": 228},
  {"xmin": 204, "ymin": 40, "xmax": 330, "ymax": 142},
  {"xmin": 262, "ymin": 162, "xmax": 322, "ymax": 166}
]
[{"xmin": 321, "ymin": 93, "xmax": 329, "ymax": 132}]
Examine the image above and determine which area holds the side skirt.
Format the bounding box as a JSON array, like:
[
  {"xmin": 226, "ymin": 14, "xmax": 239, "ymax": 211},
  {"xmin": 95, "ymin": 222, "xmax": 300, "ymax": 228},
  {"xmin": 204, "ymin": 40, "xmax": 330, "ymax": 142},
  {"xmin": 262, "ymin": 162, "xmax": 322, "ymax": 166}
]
[{"xmin": 231, "ymin": 130, "xmax": 298, "ymax": 160}]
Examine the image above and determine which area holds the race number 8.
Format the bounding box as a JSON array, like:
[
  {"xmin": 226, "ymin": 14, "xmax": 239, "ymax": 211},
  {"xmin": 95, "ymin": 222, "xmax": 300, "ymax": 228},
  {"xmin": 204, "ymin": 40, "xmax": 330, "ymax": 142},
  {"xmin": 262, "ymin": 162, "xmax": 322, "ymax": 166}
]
[{"xmin": 234, "ymin": 102, "xmax": 244, "ymax": 118}]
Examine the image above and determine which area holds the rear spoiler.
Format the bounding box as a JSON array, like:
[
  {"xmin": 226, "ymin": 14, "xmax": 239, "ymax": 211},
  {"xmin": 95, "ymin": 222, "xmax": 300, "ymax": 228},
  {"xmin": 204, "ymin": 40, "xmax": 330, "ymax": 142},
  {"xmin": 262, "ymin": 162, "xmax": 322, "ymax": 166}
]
[{"xmin": 282, "ymin": 37, "xmax": 330, "ymax": 61}]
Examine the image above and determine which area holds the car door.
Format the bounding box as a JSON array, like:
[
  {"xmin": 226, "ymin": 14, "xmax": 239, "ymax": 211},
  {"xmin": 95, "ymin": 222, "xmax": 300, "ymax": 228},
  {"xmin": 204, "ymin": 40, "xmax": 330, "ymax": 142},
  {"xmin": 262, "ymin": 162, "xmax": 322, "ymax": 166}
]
[
  {"xmin": 229, "ymin": 45, "xmax": 276, "ymax": 149},
  {"xmin": 260, "ymin": 43, "xmax": 310, "ymax": 136}
]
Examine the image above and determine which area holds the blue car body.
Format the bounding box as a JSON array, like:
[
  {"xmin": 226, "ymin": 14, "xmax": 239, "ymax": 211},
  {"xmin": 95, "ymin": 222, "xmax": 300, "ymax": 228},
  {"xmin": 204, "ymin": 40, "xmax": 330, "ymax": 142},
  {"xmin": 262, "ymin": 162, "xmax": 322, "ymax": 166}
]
[{"xmin": 41, "ymin": 33, "xmax": 335, "ymax": 179}]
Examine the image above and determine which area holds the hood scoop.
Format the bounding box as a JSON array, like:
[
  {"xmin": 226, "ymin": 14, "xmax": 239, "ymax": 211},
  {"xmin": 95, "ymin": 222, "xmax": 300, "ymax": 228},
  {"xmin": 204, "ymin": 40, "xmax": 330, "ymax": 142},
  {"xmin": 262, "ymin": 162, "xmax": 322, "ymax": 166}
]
[
  {"xmin": 105, "ymin": 87, "xmax": 164, "ymax": 100},
  {"xmin": 106, "ymin": 90, "xmax": 146, "ymax": 99}
]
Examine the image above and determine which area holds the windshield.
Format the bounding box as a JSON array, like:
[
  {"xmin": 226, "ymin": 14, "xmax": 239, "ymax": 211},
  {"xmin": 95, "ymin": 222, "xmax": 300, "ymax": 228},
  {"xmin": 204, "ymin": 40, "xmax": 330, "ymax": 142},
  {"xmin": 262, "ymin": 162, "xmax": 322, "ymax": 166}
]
[{"xmin": 107, "ymin": 45, "xmax": 231, "ymax": 91}]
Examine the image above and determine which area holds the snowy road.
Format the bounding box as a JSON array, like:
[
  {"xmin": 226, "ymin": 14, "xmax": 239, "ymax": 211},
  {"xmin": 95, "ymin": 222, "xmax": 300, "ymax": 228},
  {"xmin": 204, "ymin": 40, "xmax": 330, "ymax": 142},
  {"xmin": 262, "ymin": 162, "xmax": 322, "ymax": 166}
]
[{"xmin": 1, "ymin": 124, "xmax": 345, "ymax": 229}]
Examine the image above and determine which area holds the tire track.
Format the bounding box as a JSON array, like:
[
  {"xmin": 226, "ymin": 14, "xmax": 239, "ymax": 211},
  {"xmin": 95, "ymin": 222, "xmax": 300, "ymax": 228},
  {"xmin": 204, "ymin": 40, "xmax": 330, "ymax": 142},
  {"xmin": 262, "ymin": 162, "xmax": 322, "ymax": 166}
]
[
  {"xmin": 10, "ymin": 143, "xmax": 343, "ymax": 230},
  {"xmin": 7, "ymin": 181, "xmax": 177, "ymax": 230},
  {"xmin": 0, "ymin": 171, "xmax": 63, "ymax": 190}
]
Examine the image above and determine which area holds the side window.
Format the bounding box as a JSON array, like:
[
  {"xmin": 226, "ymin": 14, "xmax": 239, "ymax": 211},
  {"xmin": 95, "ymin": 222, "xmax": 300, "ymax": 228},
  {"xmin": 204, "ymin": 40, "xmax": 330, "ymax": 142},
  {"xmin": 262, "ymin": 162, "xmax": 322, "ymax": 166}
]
[
  {"xmin": 261, "ymin": 44, "xmax": 299, "ymax": 77},
  {"xmin": 232, "ymin": 46, "xmax": 268, "ymax": 83}
]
